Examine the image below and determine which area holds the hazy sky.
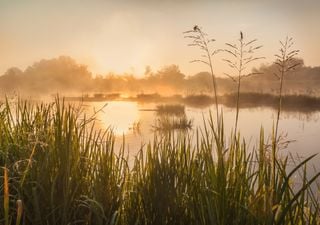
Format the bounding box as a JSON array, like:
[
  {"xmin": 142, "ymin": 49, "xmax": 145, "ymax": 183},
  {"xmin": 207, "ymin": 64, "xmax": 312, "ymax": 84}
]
[{"xmin": 0, "ymin": 0, "xmax": 319, "ymax": 77}]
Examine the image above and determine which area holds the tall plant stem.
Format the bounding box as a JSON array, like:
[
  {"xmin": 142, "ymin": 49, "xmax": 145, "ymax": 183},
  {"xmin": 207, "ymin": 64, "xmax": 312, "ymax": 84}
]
[
  {"xmin": 209, "ymin": 53, "xmax": 219, "ymax": 125},
  {"xmin": 234, "ymin": 39, "xmax": 244, "ymax": 138},
  {"xmin": 272, "ymin": 45, "xmax": 286, "ymax": 191},
  {"xmin": 223, "ymin": 32, "xmax": 263, "ymax": 141},
  {"xmin": 198, "ymin": 30, "xmax": 219, "ymax": 125},
  {"xmin": 270, "ymin": 36, "xmax": 300, "ymax": 220},
  {"xmin": 184, "ymin": 26, "xmax": 222, "ymax": 126},
  {"xmin": 274, "ymin": 52, "xmax": 286, "ymax": 146}
]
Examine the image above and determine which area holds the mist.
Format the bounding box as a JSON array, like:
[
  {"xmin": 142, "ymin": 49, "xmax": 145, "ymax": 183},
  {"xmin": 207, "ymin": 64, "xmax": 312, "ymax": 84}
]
[{"xmin": 1, "ymin": 56, "xmax": 319, "ymax": 97}]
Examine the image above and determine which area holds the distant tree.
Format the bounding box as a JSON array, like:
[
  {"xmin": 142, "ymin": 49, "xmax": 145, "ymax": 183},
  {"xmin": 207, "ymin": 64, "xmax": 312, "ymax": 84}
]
[
  {"xmin": 251, "ymin": 58, "xmax": 304, "ymax": 81},
  {"xmin": 3, "ymin": 67, "xmax": 23, "ymax": 77},
  {"xmin": 144, "ymin": 65, "xmax": 153, "ymax": 77},
  {"xmin": 187, "ymin": 72, "xmax": 212, "ymax": 92},
  {"xmin": 23, "ymin": 56, "xmax": 93, "ymax": 93},
  {"xmin": 0, "ymin": 67, "xmax": 24, "ymax": 92},
  {"xmin": 157, "ymin": 65, "xmax": 185, "ymax": 83}
]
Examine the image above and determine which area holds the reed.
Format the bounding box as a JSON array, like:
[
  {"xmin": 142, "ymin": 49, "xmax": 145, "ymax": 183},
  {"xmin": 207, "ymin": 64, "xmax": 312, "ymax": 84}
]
[
  {"xmin": 156, "ymin": 104, "xmax": 185, "ymax": 117},
  {"xmin": 0, "ymin": 98, "xmax": 127, "ymax": 225},
  {"xmin": 223, "ymin": 31, "xmax": 264, "ymax": 137},
  {"xmin": 3, "ymin": 167, "xmax": 9, "ymax": 225},
  {"xmin": 269, "ymin": 37, "xmax": 301, "ymax": 222},
  {"xmin": 0, "ymin": 98, "xmax": 319, "ymax": 225},
  {"xmin": 153, "ymin": 115, "xmax": 192, "ymax": 131},
  {"xmin": 184, "ymin": 25, "xmax": 221, "ymax": 124}
]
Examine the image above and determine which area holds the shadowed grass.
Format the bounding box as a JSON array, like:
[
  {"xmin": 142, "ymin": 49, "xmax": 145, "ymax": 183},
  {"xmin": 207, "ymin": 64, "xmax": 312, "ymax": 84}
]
[{"xmin": 0, "ymin": 98, "xmax": 128, "ymax": 225}]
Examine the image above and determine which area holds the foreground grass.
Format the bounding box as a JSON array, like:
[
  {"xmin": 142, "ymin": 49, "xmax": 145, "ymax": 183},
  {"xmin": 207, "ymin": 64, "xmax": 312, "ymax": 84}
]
[{"xmin": 0, "ymin": 99, "xmax": 319, "ymax": 225}]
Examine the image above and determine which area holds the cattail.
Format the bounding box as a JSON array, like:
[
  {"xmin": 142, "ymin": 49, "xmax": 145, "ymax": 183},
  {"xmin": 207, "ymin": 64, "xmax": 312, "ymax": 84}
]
[
  {"xmin": 4, "ymin": 167, "xmax": 9, "ymax": 225},
  {"xmin": 16, "ymin": 200, "xmax": 23, "ymax": 225}
]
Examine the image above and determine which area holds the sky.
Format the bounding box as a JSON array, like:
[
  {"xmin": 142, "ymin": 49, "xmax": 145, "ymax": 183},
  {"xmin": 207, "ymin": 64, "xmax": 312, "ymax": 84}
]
[{"xmin": 0, "ymin": 0, "xmax": 319, "ymax": 77}]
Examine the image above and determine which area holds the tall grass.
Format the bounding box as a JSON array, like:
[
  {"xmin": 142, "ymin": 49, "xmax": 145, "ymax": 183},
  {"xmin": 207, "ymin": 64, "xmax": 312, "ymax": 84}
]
[
  {"xmin": 184, "ymin": 26, "xmax": 221, "ymax": 123},
  {"xmin": 156, "ymin": 104, "xmax": 185, "ymax": 117},
  {"xmin": 223, "ymin": 31, "xmax": 264, "ymax": 137},
  {"xmin": 272, "ymin": 37, "xmax": 300, "ymax": 148},
  {"xmin": 0, "ymin": 98, "xmax": 319, "ymax": 225},
  {"xmin": 270, "ymin": 37, "xmax": 301, "ymax": 211},
  {"xmin": 153, "ymin": 115, "xmax": 192, "ymax": 131},
  {"xmin": 0, "ymin": 98, "xmax": 128, "ymax": 225}
]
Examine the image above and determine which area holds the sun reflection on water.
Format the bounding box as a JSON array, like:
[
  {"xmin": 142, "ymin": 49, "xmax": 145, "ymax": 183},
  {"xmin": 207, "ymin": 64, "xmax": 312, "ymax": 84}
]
[{"xmin": 91, "ymin": 101, "xmax": 140, "ymax": 136}]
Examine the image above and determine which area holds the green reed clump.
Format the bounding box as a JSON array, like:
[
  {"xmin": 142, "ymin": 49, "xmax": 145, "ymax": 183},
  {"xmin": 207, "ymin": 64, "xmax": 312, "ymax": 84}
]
[
  {"xmin": 153, "ymin": 115, "xmax": 192, "ymax": 131},
  {"xmin": 0, "ymin": 98, "xmax": 128, "ymax": 225},
  {"xmin": 122, "ymin": 114, "xmax": 320, "ymax": 225},
  {"xmin": 156, "ymin": 104, "xmax": 185, "ymax": 117},
  {"xmin": 122, "ymin": 133, "xmax": 197, "ymax": 225},
  {"xmin": 0, "ymin": 99, "xmax": 319, "ymax": 225}
]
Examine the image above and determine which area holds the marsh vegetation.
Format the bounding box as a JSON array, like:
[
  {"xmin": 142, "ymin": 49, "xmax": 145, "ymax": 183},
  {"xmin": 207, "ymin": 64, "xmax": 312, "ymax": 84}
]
[
  {"xmin": 1, "ymin": 27, "xmax": 320, "ymax": 225},
  {"xmin": 0, "ymin": 98, "xmax": 319, "ymax": 225}
]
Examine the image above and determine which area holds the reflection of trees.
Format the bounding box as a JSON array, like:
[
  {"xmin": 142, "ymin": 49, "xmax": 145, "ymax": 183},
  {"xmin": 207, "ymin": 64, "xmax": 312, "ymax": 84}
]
[
  {"xmin": 281, "ymin": 111, "xmax": 320, "ymax": 122},
  {"xmin": 219, "ymin": 92, "xmax": 320, "ymax": 116},
  {"xmin": 224, "ymin": 106, "xmax": 320, "ymax": 122}
]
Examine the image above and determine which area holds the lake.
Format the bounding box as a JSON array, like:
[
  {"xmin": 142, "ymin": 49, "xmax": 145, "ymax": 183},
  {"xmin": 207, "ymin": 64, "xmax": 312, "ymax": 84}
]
[{"xmin": 83, "ymin": 101, "xmax": 320, "ymax": 171}]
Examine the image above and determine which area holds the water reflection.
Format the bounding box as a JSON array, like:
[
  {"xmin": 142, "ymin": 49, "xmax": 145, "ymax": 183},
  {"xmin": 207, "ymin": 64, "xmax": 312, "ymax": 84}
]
[
  {"xmin": 89, "ymin": 101, "xmax": 140, "ymax": 135},
  {"xmin": 84, "ymin": 101, "xmax": 320, "ymax": 163}
]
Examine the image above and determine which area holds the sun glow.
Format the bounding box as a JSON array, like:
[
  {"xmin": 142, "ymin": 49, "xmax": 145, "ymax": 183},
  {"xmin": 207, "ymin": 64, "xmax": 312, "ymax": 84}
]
[{"xmin": 93, "ymin": 101, "xmax": 140, "ymax": 135}]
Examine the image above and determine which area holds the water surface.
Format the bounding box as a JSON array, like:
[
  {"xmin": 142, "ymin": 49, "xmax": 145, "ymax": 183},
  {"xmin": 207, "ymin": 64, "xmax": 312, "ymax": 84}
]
[{"xmin": 84, "ymin": 101, "xmax": 320, "ymax": 167}]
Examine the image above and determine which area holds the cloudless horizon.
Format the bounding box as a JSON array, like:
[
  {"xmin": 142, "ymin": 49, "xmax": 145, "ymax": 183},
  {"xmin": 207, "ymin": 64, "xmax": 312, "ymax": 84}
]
[{"xmin": 0, "ymin": 0, "xmax": 319, "ymax": 77}]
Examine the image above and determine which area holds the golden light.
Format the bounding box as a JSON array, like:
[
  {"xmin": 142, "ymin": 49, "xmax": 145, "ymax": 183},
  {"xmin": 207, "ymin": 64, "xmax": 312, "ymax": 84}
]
[{"xmin": 93, "ymin": 101, "xmax": 140, "ymax": 136}]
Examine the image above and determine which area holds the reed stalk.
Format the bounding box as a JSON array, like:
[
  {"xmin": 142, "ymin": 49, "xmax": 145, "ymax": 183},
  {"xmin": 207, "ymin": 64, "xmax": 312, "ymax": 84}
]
[
  {"xmin": 223, "ymin": 31, "xmax": 264, "ymax": 138},
  {"xmin": 184, "ymin": 25, "xmax": 221, "ymax": 125}
]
